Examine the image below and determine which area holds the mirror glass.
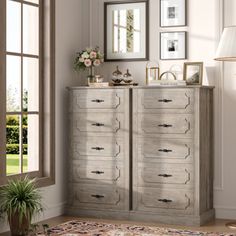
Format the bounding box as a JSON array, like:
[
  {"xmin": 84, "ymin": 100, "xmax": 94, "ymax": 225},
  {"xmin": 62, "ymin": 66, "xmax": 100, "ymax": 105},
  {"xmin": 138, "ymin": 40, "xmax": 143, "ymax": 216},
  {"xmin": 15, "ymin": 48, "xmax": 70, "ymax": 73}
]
[{"xmin": 105, "ymin": 1, "xmax": 149, "ymax": 61}]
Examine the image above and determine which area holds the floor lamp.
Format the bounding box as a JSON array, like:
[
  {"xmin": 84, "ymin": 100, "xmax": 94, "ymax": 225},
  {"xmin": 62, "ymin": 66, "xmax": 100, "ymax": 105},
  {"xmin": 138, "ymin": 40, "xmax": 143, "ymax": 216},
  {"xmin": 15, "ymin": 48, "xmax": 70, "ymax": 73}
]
[{"xmin": 215, "ymin": 26, "xmax": 236, "ymax": 229}]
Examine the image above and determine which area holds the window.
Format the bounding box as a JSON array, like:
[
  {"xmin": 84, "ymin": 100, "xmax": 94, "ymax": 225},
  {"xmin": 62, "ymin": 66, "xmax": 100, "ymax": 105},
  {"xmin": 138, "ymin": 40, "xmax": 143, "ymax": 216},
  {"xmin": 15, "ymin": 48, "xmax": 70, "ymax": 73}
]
[
  {"xmin": 112, "ymin": 8, "xmax": 141, "ymax": 53},
  {"xmin": 0, "ymin": 0, "xmax": 55, "ymax": 186}
]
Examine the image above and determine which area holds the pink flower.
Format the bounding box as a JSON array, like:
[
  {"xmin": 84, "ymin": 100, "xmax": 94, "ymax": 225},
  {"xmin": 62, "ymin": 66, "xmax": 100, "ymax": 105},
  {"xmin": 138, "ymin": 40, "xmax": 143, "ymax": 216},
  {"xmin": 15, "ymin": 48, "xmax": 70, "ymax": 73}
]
[
  {"xmin": 93, "ymin": 59, "xmax": 101, "ymax": 67},
  {"xmin": 84, "ymin": 59, "xmax": 92, "ymax": 67},
  {"xmin": 90, "ymin": 51, "xmax": 97, "ymax": 59}
]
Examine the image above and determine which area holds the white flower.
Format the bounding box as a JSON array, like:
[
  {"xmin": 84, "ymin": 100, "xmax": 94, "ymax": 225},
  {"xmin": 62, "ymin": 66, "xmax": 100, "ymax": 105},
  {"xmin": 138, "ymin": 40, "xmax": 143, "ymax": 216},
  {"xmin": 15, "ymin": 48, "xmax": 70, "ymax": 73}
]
[
  {"xmin": 82, "ymin": 52, "xmax": 89, "ymax": 59},
  {"xmin": 84, "ymin": 59, "xmax": 92, "ymax": 67},
  {"xmin": 93, "ymin": 59, "xmax": 101, "ymax": 67},
  {"xmin": 90, "ymin": 51, "xmax": 97, "ymax": 59},
  {"xmin": 79, "ymin": 57, "xmax": 84, "ymax": 63}
]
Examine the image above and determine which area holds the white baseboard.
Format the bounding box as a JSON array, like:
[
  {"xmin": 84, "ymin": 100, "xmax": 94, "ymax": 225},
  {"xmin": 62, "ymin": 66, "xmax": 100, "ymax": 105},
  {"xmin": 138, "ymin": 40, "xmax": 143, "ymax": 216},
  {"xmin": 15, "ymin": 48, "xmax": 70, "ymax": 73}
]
[{"xmin": 215, "ymin": 206, "xmax": 236, "ymax": 220}]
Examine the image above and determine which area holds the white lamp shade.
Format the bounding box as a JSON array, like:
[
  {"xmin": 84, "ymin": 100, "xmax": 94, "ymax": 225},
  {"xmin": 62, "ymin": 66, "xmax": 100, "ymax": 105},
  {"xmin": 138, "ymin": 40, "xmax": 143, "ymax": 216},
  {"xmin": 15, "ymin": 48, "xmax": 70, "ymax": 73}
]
[{"xmin": 215, "ymin": 26, "xmax": 236, "ymax": 61}]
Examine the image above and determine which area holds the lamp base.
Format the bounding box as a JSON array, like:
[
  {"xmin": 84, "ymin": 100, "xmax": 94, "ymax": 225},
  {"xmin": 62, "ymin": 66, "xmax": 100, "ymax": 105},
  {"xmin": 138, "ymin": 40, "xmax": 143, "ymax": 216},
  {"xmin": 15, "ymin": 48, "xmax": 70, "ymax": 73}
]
[{"xmin": 226, "ymin": 222, "xmax": 236, "ymax": 229}]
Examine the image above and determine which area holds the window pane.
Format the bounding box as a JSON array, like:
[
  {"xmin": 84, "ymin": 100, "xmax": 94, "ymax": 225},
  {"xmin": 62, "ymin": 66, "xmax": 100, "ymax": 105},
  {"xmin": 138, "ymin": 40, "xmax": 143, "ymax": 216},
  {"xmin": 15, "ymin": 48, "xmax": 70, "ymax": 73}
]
[
  {"xmin": 113, "ymin": 26, "xmax": 118, "ymax": 53},
  {"xmin": 6, "ymin": 115, "xmax": 21, "ymax": 176},
  {"xmin": 24, "ymin": 115, "xmax": 39, "ymax": 173},
  {"xmin": 120, "ymin": 27, "xmax": 127, "ymax": 53},
  {"xmin": 7, "ymin": 0, "xmax": 21, "ymax": 53},
  {"xmin": 113, "ymin": 10, "xmax": 118, "ymax": 25},
  {"xmin": 7, "ymin": 55, "xmax": 21, "ymax": 112},
  {"xmin": 119, "ymin": 10, "xmax": 126, "ymax": 27},
  {"xmin": 23, "ymin": 58, "xmax": 39, "ymax": 112},
  {"xmin": 24, "ymin": 0, "xmax": 39, "ymax": 4},
  {"xmin": 23, "ymin": 4, "xmax": 39, "ymax": 55},
  {"xmin": 134, "ymin": 31, "xmax": 140, "ymax": 53},
  {"xmin": 134, "ymin": 9, "xmax": 140, "ymax": 30}
]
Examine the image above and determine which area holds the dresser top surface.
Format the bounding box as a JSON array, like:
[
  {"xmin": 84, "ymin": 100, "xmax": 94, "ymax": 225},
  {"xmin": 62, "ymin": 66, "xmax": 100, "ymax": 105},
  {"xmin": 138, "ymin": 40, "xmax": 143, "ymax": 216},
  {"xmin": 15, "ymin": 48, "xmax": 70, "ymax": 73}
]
[{"xmin": 67, "ymin": 85, "xmax": 215, "ymax": 90}]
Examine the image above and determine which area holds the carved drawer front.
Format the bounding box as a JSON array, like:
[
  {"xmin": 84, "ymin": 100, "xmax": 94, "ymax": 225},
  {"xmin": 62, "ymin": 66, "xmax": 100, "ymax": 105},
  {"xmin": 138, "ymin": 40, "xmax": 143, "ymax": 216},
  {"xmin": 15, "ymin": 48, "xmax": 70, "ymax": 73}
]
[
  {"xmin": 72, "ymin": 136, "xmax": 123, "ymax": 160},
  {"xmin": 137, "ymin": 187, "xmax": 193, "ymax": 214},
  {"xmin": 72, "ymin": 89, "xmax": 124, "ymax": 111},
  {"xmin": 71, "ymin": 161, "xmax": 123, "ymax": 185},
  {"xmin": 138, "ymin": 138, "xmax": 193, "ymax": 163},
  {"xmin": 137, "ymin": 163, "xmax": 193, "ymax": 187},
  {"xmin": 138, "ymin": 114, "xmax": 193, "ymax": 136},
  {"xmin": 73, "ymin": 113, "xmax": 124, "ymax": 135},
  {"xmin": 72, "ymin": 184, "xmax": 125, "ymax": 210},
  {"xmin": 138, "ymin": 89, "xmax": 194, "ymax": 112}
]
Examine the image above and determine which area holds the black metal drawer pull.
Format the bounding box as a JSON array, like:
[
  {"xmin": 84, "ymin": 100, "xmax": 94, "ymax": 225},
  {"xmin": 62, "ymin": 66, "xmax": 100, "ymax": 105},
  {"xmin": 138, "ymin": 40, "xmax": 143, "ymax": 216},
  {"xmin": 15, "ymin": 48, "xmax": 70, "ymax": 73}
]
[
  {"xmin": 158, "ymin": 199, "xmax": 172, "ymax": 203},
  {"xmin": 91, "ymin": 147, "xmax": 104, "ymax": 151},
  {"xmin": 158, "ymin": 174, "xmax": 173, "ymax": 178},
  {"xmin": 91, "ymin": 171, "xmax": 104, "ymax": 175},
  {"xmin": 92, "ymin": 123, "xmax": 104, "ymax": 127},
  {"xmin": 91, "ymin": 99, "xmax": 104, "ymax": 103},
  {"xmin": 158, "ymin": 124, "xmax": 173, "ymax": 128},
  {"xmin": 158, "ymin": 99, "xmax": 173, "ymax": 103},
  {"xmin": 158, "ymin": 149, "xmax": 172, "ymax": 153},
  {"xmin": 91, "ymin": 194, "xmax": 104, "ymax": 199}
]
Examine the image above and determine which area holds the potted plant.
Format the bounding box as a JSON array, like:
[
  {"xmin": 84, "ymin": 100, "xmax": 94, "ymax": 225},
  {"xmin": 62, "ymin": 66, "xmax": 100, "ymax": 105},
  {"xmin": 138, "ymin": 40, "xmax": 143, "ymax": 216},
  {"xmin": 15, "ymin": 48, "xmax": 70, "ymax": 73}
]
[{"xmin": 0, "ymin": 177, "xmax": 43, "ymax": 236}]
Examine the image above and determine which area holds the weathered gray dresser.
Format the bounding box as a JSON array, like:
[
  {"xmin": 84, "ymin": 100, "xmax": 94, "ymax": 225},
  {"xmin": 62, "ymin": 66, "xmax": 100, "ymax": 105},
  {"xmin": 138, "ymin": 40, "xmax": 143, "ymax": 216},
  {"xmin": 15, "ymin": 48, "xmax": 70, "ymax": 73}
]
[
  {"xmin": 67, "ymin": 86, "xmax": 214, "ymax": 226},
  {"xmin": 68, "ymin": 88, "xmax": 130, "ymax": 211}
]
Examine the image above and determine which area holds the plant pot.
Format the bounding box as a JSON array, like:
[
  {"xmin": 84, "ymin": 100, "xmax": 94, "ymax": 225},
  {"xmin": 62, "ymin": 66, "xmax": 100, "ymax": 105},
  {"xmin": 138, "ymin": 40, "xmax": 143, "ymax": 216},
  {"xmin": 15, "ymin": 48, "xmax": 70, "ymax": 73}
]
[{"xmin": 8, "ymin": 212, "xmax": 31, "ymax": 236}]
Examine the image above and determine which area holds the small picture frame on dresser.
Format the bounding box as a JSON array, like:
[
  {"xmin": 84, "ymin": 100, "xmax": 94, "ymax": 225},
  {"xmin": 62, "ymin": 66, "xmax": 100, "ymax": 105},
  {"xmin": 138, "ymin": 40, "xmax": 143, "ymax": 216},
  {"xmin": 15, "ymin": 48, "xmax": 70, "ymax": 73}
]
[
  {"xmin": 160, "ymin": 31, "xmax": 187, "ymax": 60},
  {"xmin": 183, "ymin": 62, "xmax": 203, "ymax": 85},
  {"xmin": 160, "ymin": 0, "xmax": 187, "ymax": 27}
]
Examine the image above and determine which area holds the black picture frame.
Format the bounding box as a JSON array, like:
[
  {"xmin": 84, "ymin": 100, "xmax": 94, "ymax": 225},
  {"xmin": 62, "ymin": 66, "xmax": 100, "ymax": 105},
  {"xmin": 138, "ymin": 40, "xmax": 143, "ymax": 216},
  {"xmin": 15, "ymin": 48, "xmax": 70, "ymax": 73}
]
[
  {"xmin": 160, "ymin": 31, "xmax": 187, "ymax": 60},
  {"xmin": 104, "ymin": 0, "xmax": 149, "ymax": 62},
  {"xmin": 160, "ymin": 0, "xmax": 187, "ymax": 28}
]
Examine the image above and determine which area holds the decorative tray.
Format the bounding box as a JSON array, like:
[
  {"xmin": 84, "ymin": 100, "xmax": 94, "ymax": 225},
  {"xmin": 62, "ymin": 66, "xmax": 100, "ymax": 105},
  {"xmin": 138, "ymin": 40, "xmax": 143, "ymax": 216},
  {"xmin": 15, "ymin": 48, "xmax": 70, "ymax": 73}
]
[{"xmin": 111, "ymin": 82, "xmax": 138, "ymax": 86}]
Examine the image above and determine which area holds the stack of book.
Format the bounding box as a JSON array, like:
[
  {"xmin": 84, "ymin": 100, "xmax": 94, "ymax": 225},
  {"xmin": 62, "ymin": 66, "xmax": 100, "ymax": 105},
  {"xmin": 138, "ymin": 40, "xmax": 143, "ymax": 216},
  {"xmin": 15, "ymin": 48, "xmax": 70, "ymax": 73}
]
[
  {"xmin": 88, "ymin": 82, "xmax": 109, "ymax": 87},
  {"xmin": 149, "ymin": 80, "xmax": 186, "ymax": 86}
]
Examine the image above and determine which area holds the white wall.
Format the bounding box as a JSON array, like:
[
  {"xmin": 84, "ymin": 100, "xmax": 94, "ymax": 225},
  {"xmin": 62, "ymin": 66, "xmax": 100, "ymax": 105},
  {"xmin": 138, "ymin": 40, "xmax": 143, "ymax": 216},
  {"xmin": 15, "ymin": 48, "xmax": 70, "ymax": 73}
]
[
  {"xmin": 0, "ymin": 0, "xmax": 89, "ymax": 233},
  {"xmin": 56, "ymin": 0, "xmax": 236, "ymax": 221},
  {"xmin": 1, "ymin": 1, "xmax": 236, "ymax": 232},
  {"xmin": 89, "ymin": 0, "xmax": 220, "ymax": 85},
  {"xmin": 214, "ymin": 0, "xmax": 236, "ymax": 219},
  {"xmin": 88, "ymin": 0, "xmax": 236, "ymax": 220},
  {"xmin": 42, "ymin": 0, "xmax": 236, "ymax": 222}
]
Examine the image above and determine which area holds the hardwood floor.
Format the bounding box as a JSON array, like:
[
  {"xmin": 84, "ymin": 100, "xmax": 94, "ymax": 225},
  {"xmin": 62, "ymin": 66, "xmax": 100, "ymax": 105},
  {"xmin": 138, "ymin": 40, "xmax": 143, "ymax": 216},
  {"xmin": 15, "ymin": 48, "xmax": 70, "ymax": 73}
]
[{"xmin": 1, "ymin": 216, "xmax": 236, "ymax": 235}]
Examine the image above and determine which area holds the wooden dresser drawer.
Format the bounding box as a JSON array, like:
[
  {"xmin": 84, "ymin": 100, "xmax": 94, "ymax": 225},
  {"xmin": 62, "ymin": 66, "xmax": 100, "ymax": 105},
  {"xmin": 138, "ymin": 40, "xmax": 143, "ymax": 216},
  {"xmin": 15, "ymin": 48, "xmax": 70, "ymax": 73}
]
[
  {"xmin": 72, "ymin": 112, "xmax": 125, "ymax": 136},
  {"xmin": 71, "ymin": 89, "xmax": 124, "ymax": 111},
  {"xmin": 137, "ymin": 163, "xmax": 193, "ymax": 187},
  {"xmin": 71, "ymin": 160, "xmax": 124, "ymax": 185},
  {"xmin": 137, "ymin": 89, "xmax": 194, "ymax": 113},
  {"xmin": 138, "ymin": 114, "xmax": 193, "ymax": 137},
  {"xmin": 137, "ymin": 138, "xmax": 193, "ymax": 163},
  {"xmin": 71, "ymin": 184, "xmax": 126, "ymax": 210},
  {"xmin": 136, "ymin": 187, "xmax": 193, "ymax": 214},
  {"xmin": 71, "ymin": 136, "xmax": 124, "ymax": 161}
]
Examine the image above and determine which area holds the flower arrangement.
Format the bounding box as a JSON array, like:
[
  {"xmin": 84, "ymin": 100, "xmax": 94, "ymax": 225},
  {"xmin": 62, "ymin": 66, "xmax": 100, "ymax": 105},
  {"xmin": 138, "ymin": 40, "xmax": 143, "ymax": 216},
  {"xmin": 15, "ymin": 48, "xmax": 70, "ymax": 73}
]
[{"xmin": 74, "ymin": 47, "xmax": 104, "ymax": 72}]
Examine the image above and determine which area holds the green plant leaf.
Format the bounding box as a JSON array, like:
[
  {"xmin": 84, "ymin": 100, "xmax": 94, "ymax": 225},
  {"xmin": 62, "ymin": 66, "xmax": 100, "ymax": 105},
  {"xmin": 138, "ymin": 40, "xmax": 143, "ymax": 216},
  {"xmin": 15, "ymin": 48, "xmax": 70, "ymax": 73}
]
[{"xmin": 0, "ymin": 176, "xmax": 43, "ymax": 226}]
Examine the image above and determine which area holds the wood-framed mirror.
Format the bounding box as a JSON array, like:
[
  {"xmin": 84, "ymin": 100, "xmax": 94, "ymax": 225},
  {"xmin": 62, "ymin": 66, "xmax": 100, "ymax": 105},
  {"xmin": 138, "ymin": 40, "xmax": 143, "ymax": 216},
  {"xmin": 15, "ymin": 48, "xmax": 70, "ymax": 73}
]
[{"xmin": 104, "ymin": 0, "xmax": 149, "ymax": 62}]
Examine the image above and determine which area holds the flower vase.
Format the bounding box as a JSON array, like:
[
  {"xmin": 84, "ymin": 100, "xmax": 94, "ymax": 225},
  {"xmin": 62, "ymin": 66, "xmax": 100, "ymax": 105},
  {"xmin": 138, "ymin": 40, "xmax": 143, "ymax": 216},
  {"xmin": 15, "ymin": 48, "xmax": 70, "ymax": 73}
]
[{"xmin": 87, "ymin": 66, "xmax": 95, "ymax": 85}]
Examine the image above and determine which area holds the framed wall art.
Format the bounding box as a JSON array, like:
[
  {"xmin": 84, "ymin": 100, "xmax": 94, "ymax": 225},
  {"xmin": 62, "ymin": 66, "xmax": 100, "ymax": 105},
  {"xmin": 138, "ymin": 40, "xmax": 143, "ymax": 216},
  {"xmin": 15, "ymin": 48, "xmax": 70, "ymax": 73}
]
[
  {"xmin": 104, "ymin": 0, "xmax": 149, "ymax": 61},
  {"xmin": 160, "ymin": 31, "xmax": 187, "ymax": 60},
  {"xmin": 183, "ymin": 62, "xmax": 203, "ymax": 85},
  {"xmin": 160, "ymin": 0, "xmax": 187, "ymax": 27}
]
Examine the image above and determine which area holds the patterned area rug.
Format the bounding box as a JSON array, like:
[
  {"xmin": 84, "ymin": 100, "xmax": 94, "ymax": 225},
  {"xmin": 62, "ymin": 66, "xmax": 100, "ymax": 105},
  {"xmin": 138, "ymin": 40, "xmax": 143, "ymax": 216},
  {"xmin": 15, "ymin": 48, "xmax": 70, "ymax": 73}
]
[{"xmin": 37, "ymin": 220, "xmax": 236, "ymax": 236}]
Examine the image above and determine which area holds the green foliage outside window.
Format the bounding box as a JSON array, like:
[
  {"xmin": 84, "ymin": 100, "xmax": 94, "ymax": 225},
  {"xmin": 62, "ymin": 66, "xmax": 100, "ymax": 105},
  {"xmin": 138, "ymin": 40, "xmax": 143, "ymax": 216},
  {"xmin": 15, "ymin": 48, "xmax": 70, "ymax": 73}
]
[{"xmin": 6, "ymin": 116, "xmax": 28, "ymax": 154}]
